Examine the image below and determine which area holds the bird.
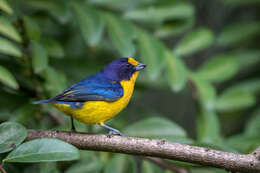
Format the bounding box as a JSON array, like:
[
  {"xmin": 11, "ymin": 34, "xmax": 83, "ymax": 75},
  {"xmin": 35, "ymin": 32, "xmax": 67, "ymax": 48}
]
[{"xmin": 33, "ymin": 57, "xmax": 146, "ymax": 135}]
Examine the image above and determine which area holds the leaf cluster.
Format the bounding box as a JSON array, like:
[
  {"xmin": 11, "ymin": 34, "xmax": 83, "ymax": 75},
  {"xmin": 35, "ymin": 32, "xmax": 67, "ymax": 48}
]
[{"xmin": 0, "ymin": 0, "xmax": 260, "ymax": 172}]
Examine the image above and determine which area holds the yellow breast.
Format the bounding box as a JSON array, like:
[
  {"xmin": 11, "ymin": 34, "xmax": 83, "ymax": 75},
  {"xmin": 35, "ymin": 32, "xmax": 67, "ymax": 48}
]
[{"xmin": 52, "ymin": 72, "xmax": 139, "ymax": 124}]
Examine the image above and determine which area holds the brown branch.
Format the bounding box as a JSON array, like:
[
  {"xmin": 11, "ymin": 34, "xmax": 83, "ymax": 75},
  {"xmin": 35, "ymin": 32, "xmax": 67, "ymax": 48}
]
[
  {"xmin": 26, "ymin": 130, "xmax": 260, "ymax": 173},
  {"xmin": 144, "ymin": 157, "xmax": 190, "ymax": 173},
  {"xmin": 0, "ymin": 165, "xmax": 6, "ymax": 173},
  {"xmin": 252, "ymin": 147, "xmax": 260, "ymax": 161}
]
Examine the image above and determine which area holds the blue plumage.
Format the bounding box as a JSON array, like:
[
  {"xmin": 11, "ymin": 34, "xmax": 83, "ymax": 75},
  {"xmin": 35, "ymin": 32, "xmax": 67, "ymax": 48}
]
[
  {"xmin": 32, "ymin": 57, "xmax": 146, "ymax": 135},
  {"xmin": 54, "ymin": 72, "xmax": 123, "ymax": 101},
  {"xmin": 33, "ymin": 72, "xmax": 124, "ymax": 106},
  {"xmin": 33, "ymin": 58, "xmax": 146, "ymax": 110}
]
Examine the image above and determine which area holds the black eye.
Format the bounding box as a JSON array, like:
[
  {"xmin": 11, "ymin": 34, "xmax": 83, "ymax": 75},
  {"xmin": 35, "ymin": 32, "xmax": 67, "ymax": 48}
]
[{"xmin": 126, "ymin": 64, "xmax": 131, "ymax": 68}]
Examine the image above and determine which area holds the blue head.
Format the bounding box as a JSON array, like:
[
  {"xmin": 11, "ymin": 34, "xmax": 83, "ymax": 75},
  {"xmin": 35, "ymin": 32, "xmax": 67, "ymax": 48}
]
[{"xmin": 101, "ymin": 57, "xmax": 146, "ymax": 81}]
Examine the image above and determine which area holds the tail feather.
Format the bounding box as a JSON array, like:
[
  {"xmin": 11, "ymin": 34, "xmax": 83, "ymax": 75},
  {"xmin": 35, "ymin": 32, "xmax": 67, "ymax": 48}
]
[{"xmin": 32, "ymin": 99, "xmax": 52, "ymax": 104}]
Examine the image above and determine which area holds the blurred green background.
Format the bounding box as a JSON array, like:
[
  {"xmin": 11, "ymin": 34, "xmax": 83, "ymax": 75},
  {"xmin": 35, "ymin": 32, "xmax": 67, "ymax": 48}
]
[{"xmin": 0, "ymin": 0, "xmax": 260, "ymax": 172}]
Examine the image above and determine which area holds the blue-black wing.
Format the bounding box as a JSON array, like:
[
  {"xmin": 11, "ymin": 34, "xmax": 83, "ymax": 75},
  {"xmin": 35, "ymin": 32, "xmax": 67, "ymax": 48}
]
[{"xmin": 51, "ymin": 73, "xmax": 124, "ymax": 102}]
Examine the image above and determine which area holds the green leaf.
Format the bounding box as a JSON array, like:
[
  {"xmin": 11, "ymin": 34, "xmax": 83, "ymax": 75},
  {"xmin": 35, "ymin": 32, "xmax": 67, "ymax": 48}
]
[
  {"xmin": 124, "ymin": 2, "xmax": 194, "ymax": 23},
  {"xmin": 89, "ymin": 0, "xmax": 155, "ymax": 11},
  {"xmin": 40, "ymin": 163, "xmax": 60, "ymax": 173},
  {"xmin": 223, "ymin": 0, "xmax": 260, "ymax": 7},
  {"xmin": 0, "ymin": 65, "xmax": 19, "ymax": 89},
  {"xmin": 137, "ymin": 30, "xmax": 166, "ymax": 80},
  {"xmin": 71, "ymin": 3, "xmax": 104, "ymax": 47},
  {"xmin": 197, "ymin": 110, "xmax": 220, "ymax": 143},
  {"xmin": 66, "ymin": 160, "xmax": 103, "ymax": 173},
  {"xmin": 0, "ymin": 37, "xmax": 22, "ymax": 57},
  {"xmin": 43, "ymin": 66, "xmax": 67, "ymax": 94},
  {"xmin": 104, "ymin": 13, "xmax": 135, "ymax": 56},
  {"xmin": 66, "ymin": 151, "xmax": 103, "ymax": 173},
  {"xmin": 142, "ymin": 160, "xmax": 163, "ymax": 173},
  {"xmin": 233, "ymin": 50, "xmax": 260, "ymax": 69},
  {"xmin": 9, "ymin": 104, "xmax": 37, "ymax": 123},
  {"xmin": 165, "ymin": 51, "xmax": 187, "ymax": 92},
  {"xmin": 104, "ymin": 155, "xmax": 137, "ymax": 173},
  {"xmin": 0, "ymin": 0, "xmax": 13, "ymax": 14},
  {"xmin": 215, "ymin": 88, "xmax": 256, "ymax": 112},
  {"xmin": 123, "ymin": 117, "xmax": 188, "ymax": 142},
  {"xmin": 197, "ymin": 55, "xmax": 239, "ymax": 82},
  {"xmin": 104, "ymin": 155, "xmax": 126, "ymax": 173},
  {"xmin": 245, "ymin": 109, "xmax": 260, "ymax": 136},
  {"xmin": 227, "ymin": 79, "xmax": 260, "ymax": 95},
  {"xmin": 31, "ymin": 41, "xmax": 48, "ymax": 74},
  {"xmin": 238, "ymin": 50, "xmax": 260, "ymax": 68},
  {"xmin": 174, "ymin": 28, "xmax": 214, "ymax": 56},
  {"xmin": 41, "ymin": 38, "xmax": 64, "ymax": 58},
  {"xmin": 191, "ymin": 167, "xmax": 227, "ymax": 173},
  {"xmin": 23, "ymin": 16, "xmax": 41, "ymax": 40},
  {"xmin": 217, "ymin": 22, "xmax": 260, "ymax": 46},
  {"xmin": 142, "ymin": 160, "xmax": 154, "ymax": 173},
  {"xmin": 0, "ymin": 122, "xmax": 27, "ymax": 154},
  {"xmin": 0, "ymin": 17, "xmax": 22, "ymax": 43},
  {"xmin": 155, "ymin": 18, "xmax": 194, "ymax": 38},
  {"xmin": 227, "ymin": 134, "xmax": 260, "ymax": 153},
  {"xmin": 189, "ymin": 73, "xmax": 216, "ymax": 110},
  {"xmin": 22, "ymin": 0, "xmax": 70, "ymax": 24},
  {"xmin": 4, "ymin": 138, "xmax": 79, "ymax": 162}
]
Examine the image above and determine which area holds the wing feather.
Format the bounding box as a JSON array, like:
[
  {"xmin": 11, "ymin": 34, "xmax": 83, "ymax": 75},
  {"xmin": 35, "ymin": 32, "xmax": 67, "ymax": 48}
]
[{"xmin": 50, "ymin": 74, "xmax": 123, "ymax": 102}]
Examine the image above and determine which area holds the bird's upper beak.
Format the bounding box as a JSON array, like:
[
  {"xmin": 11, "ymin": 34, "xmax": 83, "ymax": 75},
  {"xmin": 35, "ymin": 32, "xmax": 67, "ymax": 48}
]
[{"xmin": 135, "ymin": 63, "xmax": 146, "ymax": 71}]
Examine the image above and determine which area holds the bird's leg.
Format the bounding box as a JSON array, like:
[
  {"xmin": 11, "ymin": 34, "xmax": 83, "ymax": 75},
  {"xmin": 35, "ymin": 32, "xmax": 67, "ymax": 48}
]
[
  {"xmin": 70, "ymin": 116, "xmax": 76, "ymax": 132},
  {"xmin": 99, "ymin": 122, "xmax": 125, "ymax": 136}
]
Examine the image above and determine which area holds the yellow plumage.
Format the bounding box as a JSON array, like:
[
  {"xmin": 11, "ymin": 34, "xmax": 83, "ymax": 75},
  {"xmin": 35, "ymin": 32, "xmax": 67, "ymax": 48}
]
[{"xmin": 52, "ymin": 72, "xmax": 139, "ymax": 125}]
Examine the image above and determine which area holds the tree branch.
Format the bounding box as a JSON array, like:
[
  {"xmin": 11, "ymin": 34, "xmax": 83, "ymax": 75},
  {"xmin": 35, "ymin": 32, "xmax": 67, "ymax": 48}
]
[
  {"xmin": 0, "ymin": 165, "xmax": 6, "ymax": 173},
  {"xmin": 253, "ymin": 147, "xmax": 260, "ymax": 161},
  {"xmin": 26, "ymin": 130, "xmax": 260, "ymax": 173}
]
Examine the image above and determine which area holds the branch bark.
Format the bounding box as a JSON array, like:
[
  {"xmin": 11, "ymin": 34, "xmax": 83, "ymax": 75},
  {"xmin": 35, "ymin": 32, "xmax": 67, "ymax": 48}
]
[
  {"xmin": 26, "ymin": 130, "xmax": 260, "ymax": 173},
  {"xmin": 0, "ymin": 165, "xmax": 6, "ymax": 173}
]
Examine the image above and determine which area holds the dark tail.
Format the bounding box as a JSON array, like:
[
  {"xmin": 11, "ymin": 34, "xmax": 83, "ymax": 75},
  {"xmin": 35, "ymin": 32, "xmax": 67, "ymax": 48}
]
[{"xmin": 32, "ymin": 99, "xmax": 52, "ymax": 104}]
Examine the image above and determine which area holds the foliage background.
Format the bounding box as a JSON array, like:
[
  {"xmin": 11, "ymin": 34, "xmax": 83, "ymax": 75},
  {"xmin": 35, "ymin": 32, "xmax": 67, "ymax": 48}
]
[{"xmin": 0, "ymin": 0, "xmax": 260, "ymax": 172}]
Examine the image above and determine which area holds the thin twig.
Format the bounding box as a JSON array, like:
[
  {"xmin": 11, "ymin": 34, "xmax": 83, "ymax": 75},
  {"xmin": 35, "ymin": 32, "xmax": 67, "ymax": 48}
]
[
  {"xmin": 26, "ymin": 130, "xmax": 260, "ymax": 173},
  {"xmin": 0, "ymin": 165, "xmax": 6, "ymax": 173}
]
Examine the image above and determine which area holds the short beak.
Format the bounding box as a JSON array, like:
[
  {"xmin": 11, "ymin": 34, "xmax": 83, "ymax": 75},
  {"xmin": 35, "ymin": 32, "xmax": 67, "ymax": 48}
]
[{"xmin": 135, "ymin": 63, "xmax": 146, "ymax": 71}]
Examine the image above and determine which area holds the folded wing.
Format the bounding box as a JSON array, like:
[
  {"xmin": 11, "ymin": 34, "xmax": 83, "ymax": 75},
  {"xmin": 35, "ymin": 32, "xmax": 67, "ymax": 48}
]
[{"xmin": 51, "ymin": 74, "xmax": 124, "ymax": 102}]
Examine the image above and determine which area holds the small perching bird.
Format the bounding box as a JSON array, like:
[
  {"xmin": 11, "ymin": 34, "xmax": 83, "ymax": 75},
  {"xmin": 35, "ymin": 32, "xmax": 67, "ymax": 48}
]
[{"xmin": 33, "ymin": 57, "xmax": 146, "ymax": 135}]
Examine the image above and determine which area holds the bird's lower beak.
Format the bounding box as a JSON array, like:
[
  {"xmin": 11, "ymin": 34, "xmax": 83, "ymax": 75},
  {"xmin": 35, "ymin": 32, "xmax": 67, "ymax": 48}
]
[{"xmin": 135, "ymin": 63, "xmax": 146, "ymax": 71}]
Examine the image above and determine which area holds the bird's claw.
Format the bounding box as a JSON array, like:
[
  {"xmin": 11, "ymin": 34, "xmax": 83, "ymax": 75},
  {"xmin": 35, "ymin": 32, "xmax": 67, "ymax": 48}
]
[{"xmin": 108, "ymin": 130, "xmax": 125, "ymax": 136}]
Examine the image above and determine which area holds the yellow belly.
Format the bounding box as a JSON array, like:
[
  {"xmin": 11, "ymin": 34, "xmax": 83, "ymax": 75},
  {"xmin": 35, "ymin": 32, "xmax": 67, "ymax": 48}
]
[{"xmin": 51, "ymin": 72, "xmax": 139, "ymax": 124}]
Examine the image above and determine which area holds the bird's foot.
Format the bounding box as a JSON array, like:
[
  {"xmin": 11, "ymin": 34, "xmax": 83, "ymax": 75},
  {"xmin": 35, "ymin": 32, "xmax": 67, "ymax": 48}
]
[
  {"xmin": 70, "ymin": 116, "xmax": 77, "ymax": 132},
  {"xmin": 108, "ymin": 129, "xmax": 125, "ymax": 136},
  {"xmin": 99, "ymin": 123, "xmax": 126, "ymax": 136},
  {"xmin": 70, "ymin": 128, "xmax": 77, "ymax": 133}
]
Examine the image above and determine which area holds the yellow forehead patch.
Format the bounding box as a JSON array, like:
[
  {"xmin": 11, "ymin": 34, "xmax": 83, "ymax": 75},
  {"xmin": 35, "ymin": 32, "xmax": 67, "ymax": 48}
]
[{"xmin": 128, "ymin": 57, "xmax": 139, "ymax": 66}]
